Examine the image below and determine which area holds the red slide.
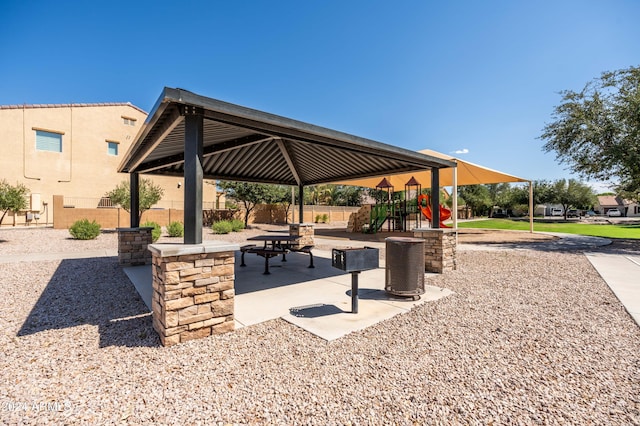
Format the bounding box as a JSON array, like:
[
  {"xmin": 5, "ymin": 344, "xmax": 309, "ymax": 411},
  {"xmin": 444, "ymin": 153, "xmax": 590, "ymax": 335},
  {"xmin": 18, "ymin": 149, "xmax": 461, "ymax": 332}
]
[{"xmin": 417, "ymin": 194, "xmax": 452, "ymax": 228}]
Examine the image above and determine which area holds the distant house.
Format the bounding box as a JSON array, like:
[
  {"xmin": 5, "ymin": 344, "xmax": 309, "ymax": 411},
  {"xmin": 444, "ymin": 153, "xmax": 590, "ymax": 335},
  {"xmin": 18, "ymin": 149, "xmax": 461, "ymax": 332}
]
[
  {"xmin": 0, "ymin": 103, "xmax": 221, "ymax": 226},
  {"xmin": 596, "ymin": 195, "xmax": 640, "ymax": 217}
]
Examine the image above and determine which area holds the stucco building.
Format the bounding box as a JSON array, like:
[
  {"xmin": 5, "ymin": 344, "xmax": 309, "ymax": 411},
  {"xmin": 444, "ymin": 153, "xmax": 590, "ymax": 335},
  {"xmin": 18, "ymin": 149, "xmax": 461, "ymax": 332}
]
[{"xmin": 0, "ymin": 103, "xmax": 220, "ymax": 226}]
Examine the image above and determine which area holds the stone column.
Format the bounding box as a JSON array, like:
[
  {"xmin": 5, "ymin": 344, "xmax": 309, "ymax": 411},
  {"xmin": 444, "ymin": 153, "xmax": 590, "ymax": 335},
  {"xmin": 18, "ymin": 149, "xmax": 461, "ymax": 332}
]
[
  {"xmin": 148, "ymin": 241, "xmax": 239, "ymax": 346},
  {"xmin": 289, "ymin": 223, "xmax": 314, "ymax": 249},
  {"xmin": 413, "ymin": 228, "xmax": 457, "ymax": 273},
  {"xmin": 117, "ymin": 227, "xmax": 153, "ymax": 266}
]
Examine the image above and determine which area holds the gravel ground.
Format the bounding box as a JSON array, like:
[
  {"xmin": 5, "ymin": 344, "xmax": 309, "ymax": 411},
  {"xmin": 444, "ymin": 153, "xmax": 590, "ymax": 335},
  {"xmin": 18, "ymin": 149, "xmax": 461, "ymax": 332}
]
[{"xmin": 0, "ymin": 226, "xmax": 639, "ymax": 424}]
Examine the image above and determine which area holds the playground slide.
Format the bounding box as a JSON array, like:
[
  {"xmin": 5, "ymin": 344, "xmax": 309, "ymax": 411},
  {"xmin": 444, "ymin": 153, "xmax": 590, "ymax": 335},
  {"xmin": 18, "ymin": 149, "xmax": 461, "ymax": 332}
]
[{"xmin": 418, "ymin": 194, "xmax": 452, "ymax": 228}]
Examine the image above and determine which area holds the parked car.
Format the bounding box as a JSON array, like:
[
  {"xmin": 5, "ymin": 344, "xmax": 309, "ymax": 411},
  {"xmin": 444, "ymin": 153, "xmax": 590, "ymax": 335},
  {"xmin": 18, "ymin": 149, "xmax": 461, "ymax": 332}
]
[
  {"xmin": 607, "ymin": 209, "xmax": 622, "ymax": 217},
  {"xmin": 567, "ymin": 209, "xmax": 579, "ymax": 218},
  {"xmin": 551, "ymin": 208, "xmax": 563, "ymax": 216},
  {"xmin": 585, "ymin": 210, "xmax": 596, "ymax": 217}
]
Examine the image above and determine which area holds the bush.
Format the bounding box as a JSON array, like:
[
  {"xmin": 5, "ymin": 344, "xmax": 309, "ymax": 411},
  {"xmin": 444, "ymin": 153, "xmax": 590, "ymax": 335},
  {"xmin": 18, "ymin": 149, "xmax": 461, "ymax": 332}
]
[
  {"xmin": 230, "ymin": 219, "xmax": 245, "ymax": 232},
  {"xmin": 167, "ymin": 221, "xmax": 184, "ymax": 237},
  {"xmin": 212, "ymin": 220, "xmax": 233, "ymax": 234},
  {"xmin": 141, "ymin": 221, "xmax": 161, "ymax": 242},
  {"xmin": 321, "ymin": 213, "xmax": 329, "ymax": 223},
  {"xmin": 69, "ymin": 219, "xmax": 101, "ymax": 240},
  {"xmin": 315, "ymin": 214, "xmax": 321, "ymax": 223}
]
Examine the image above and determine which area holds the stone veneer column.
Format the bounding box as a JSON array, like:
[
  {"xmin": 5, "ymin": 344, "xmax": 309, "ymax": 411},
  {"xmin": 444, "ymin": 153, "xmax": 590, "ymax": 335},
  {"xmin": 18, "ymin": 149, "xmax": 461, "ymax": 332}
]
[
  {"xmin": 117, "ymin": 227, "xmax": 153, "ymax": 266},
  {"xmin": 289, "ymin": 223, "xmax": 315, "ymax": 249},
  {"xmin": 148, "ymin": 241, "xmax": 239, "ymax": 346},
  {"xmin": 413, "ymin": 228, "xmax": 458, "ymax": 273}
]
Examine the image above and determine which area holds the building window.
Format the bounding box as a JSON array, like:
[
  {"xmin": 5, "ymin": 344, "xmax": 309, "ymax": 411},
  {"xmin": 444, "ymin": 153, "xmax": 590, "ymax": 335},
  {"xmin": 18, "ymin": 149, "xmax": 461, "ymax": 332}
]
[
  {"xmin": 107, "ymin": 141, "xmax": 119, "ymax": 156},
  {"xmin": 122, "ymin": 116, "xmax": 137, "ymax": 126},
  {"xmin": 34, "ymin": 129, "xmax": 63, "ymax": 152}
]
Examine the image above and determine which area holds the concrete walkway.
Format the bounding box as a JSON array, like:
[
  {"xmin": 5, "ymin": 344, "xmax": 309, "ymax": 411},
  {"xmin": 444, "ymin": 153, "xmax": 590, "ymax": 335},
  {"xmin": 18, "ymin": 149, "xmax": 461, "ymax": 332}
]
[{"xmin": 585, "ymin": 252, "xmax": 640, "ymax": 327}]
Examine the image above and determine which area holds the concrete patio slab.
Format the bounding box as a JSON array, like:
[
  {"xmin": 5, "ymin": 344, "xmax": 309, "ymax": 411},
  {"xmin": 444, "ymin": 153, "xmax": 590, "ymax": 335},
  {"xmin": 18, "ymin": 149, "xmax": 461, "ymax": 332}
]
[
  {"xmin": 122, "ymin": 265, "xmax": 153, "ymax": 312},
  {"xmin": 282, "ymin": 284, "xmax": 453, "ymax": 341},
  {"xmin": 121, "ymin": 248, "xmax": 454, "ymax": 341}
]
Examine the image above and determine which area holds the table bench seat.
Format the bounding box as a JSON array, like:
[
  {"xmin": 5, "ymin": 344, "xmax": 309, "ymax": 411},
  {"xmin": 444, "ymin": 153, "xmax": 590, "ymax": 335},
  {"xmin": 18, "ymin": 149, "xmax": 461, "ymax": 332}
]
[
  {"xmin": 242, "ymin": 246, "xmax": 288, "ymax": 275},
  {"xmin": 289, "ymin": 245, "xmax": 315, "ymax": 268}
]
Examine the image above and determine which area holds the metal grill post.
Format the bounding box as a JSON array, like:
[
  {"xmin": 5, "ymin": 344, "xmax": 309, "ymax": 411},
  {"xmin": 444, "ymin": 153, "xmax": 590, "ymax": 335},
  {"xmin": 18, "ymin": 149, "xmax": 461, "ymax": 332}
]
[{"xmin": 351, "ymin": 271, "xmax": 360, "ymax": 314}]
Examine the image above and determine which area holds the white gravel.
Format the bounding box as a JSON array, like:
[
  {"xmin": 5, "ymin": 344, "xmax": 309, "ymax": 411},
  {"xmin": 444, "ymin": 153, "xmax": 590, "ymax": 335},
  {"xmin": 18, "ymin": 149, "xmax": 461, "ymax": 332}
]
[{"xmin": 1, "ymin": 226, "xmax": 639, "ymax": 424}]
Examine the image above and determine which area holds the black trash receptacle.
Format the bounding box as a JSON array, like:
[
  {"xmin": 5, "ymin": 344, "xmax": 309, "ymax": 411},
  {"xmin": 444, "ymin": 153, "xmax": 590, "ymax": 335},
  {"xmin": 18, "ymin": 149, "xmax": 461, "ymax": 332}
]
[{"xmin": 385, "ymin": 237, "xmax": 425, "ymax": 299}]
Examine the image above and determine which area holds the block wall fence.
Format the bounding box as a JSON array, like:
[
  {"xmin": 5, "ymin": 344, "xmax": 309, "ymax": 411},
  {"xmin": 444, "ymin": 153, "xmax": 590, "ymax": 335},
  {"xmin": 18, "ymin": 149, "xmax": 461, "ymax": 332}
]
[{"xmin": 45, "ymin": 195, "xmax": 359, "ymax": 229}]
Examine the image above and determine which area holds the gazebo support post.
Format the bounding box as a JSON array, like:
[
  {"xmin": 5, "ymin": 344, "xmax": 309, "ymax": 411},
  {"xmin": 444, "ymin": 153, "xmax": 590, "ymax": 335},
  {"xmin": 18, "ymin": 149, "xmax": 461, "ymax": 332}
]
[
  {"xmin": 529, "ymin": 181, "xmax": 534, "ymax": 233},
  {"xmin": 183, "ymin": 108, "xmax": 204, "ymax": 245},
  {"xmin": 452, "ymin": 165, "xmax": 458, "ymax": 229},
  {"xmin": 431, "ymin": 167, "xmax": 440, "ymax": 229},
  {"xmin": 298, "ymin": 184, "xmax": 304, "ymax": 223},
  {"xmin": 130, "ymin": 172, "xmax": 140, "ymax": 228},
  {"xmin": 117, "ymin": 172, "xmax": 151, "ymax": 266}
]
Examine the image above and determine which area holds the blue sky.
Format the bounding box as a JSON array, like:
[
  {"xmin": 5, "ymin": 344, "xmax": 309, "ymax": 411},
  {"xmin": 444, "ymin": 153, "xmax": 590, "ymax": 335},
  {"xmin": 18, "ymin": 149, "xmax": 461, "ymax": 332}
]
[{"xmin": 1, "ymin": 0, "xmax": 639, "ymax": 191}]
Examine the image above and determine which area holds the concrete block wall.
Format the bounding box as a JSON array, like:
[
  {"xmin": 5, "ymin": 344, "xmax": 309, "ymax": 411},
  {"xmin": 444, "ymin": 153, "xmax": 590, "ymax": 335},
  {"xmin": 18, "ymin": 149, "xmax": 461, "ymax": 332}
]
[
  {"xmin": 148, "ymin": 242, "xmax": 239, "ymax": 346},
  {"xmin": 117, "ymin": 228, "xmax": 153, "ymax": 266},
  {"xmin": 413, "ymin": 228, "xmax": 457, "ymax": 273},
  {"xmin": 289, "ymin": 223, "xmax": 314, "ymax": 249}
]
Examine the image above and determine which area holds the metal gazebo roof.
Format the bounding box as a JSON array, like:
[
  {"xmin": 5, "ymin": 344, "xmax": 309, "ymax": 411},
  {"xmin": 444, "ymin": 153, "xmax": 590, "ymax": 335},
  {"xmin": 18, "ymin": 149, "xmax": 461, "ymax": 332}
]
[{"xmin": 118, "ymin": 87, "xmax": 455, "ymax": 184}]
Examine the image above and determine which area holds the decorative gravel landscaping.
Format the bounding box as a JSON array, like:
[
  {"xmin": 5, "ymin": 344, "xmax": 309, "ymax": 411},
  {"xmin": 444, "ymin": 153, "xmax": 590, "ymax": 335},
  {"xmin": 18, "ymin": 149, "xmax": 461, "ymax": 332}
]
[{"xmin": 0, "ymin": 226, "xmax": 639, "ymax": 424}]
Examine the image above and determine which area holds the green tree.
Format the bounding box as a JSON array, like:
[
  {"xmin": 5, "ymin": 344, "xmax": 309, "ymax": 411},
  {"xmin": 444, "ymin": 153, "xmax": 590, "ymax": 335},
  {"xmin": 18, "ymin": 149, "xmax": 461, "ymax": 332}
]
[
  {"xmin": 303, "ymin": 184, "xmax": 364, "ymax": 206},
  {"xmin": 548, "ymin": 179, "xmax": 596, "ymax": 219},
  {"xmin": 458, "ymin": 185, "xmax": 492, "ymax": 217},
  {"xmin": 486, "ymin": 183, "xmax": 513, "ymax": 209},
  {"xmin": 105, "ymin": 178, "xmax": 164, "ymax": 222},
  {"xmin": 265, "ymin": 185, "xmax": 292, "ymax": 224},
  {"xmin": 531, "ymin": 180, "xmax": 554, "ymax": 206},
  {"xmin": 540, "ymin": 66, "xmax": 640, "ymax": 199},
  {"xmin": 0, "ymin": 180, "xmax": 29, "ymax": 225},
  {"xmin": 335, "ymin": 185, "xmax": 364, "ymax": 206},
  {"xmin": 219, "ymin": 181, "xmax": 288, "ymax": 227}
]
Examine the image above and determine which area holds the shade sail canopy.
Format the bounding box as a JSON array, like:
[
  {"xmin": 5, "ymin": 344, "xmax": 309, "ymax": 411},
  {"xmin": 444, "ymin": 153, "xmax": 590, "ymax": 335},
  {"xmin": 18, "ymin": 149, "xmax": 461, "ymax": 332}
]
[
  {"xmin": 118, "ymin": 88, "xmax": 455, "ymax": 185},
  {"xmin": 337, "ymin": 148, "xmax": 529, "ymax": 188}
]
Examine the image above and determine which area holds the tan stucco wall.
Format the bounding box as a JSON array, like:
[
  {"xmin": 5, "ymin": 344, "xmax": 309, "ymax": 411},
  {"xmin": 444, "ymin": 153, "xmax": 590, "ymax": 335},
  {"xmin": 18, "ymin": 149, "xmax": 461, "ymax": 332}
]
[{"xmin": 0, "ymin": 103, "xmax": 221, "ymax": 226}]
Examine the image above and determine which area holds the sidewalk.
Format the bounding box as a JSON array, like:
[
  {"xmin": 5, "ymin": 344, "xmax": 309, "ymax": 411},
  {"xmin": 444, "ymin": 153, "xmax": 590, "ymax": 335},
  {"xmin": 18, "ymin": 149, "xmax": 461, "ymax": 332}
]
[{"xmin": 585, "ymin": 252, "xmax": 640, "ymax": 327}]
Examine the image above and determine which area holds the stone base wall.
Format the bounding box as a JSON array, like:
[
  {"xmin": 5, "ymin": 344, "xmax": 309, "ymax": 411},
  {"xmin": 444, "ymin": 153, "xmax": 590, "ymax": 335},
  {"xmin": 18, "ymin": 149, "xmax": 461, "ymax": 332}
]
[
  {"xmin": 148, "ymin": 242, "xmax": 238, "ymax": 347},
  {"xmin": 118, "ymin": 227, "xmax": 153, "ymax": 266},
  {"xmin": 413, "ymin": 228, "xmax": 457, "ymax": 273},
  {"xmin": 289, "ymin": 223, "xmax": 315, "ymax": 249}
]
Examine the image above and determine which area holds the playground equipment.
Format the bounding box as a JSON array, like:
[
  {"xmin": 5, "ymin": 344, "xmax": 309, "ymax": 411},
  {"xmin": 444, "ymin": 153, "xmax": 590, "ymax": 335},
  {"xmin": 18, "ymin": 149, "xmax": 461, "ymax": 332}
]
[
  {"xmin": 417, "ymin": 194, "xmax": 452, "ymax": 228},
  {"xmin": 364, "ymin": 176, "xmax": 452, "ymax": 233},
  {"xmin": 367, "ymin": 178, "xmax": 397, "ymax": 233}
]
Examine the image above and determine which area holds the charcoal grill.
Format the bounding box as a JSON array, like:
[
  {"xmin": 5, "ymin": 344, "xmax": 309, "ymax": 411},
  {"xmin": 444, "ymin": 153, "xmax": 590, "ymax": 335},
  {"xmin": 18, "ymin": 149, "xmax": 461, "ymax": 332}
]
[{"xmin": 332, "ymin": 247, "xmax": 379, "ymax": 313}]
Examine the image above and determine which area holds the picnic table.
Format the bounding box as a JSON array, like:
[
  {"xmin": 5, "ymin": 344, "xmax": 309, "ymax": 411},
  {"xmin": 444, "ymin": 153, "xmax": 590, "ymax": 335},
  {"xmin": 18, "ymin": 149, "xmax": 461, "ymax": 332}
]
[{"xmin": 241, "ymin": 234, "xmax": 314, "ymax": 274}]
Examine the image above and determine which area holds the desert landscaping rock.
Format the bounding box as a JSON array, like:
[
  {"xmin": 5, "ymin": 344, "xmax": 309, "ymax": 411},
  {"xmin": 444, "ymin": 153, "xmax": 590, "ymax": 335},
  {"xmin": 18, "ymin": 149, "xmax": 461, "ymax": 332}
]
[{"xmin": 0, "ymin": 226, "xmax": 639, "ymax": 424}]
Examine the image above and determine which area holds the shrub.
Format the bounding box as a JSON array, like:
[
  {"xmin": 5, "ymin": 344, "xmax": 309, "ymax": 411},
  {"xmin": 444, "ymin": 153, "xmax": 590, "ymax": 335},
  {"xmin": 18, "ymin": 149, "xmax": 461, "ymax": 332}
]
[
  {"xmin": 212, "ymin": 220, "xmax": 233, "ymax": 234},
  {"xmin": 69, "ymin": 219, "xmax": 101, "ymax": 240},
  {"xmin": 321, "ymin": 213, "xmax": 329, "ymax": 223},
  {"xmin": 167, "ymin": 221, "xmax": 184, "ymax": 237},
  {"xmin": 230, "ymin": 219, "xmax": 245, "ymax": 232},
  {"xmin": 141, "ymin": 221, "xmax": 161, "ymax": 242},
  {"xmin": 315, "ymin": 214, "xmax": 321, "ymax": 223}
]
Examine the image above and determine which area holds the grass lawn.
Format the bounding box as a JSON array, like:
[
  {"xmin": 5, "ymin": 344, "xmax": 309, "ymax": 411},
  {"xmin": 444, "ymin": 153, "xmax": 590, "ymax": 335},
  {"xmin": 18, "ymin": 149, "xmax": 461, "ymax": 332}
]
[{"xmin": 458, "ymin": 219, "xmax": 640, "ymax": 239}]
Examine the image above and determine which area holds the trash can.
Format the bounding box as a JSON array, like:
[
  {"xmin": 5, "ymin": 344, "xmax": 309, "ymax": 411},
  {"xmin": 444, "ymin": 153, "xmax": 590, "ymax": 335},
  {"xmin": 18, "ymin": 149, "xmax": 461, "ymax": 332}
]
[{"xmin": 385, "ymin": 237, "xmax": 425, "ymax": 299}]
